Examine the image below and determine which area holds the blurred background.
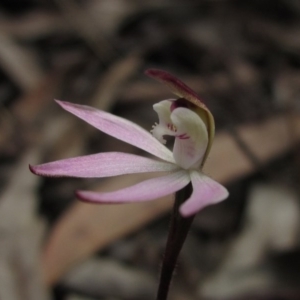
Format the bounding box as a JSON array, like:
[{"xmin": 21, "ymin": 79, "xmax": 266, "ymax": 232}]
[{"xmin": 1, "ymin": 0, "xmax": 300, "ymax": 299}]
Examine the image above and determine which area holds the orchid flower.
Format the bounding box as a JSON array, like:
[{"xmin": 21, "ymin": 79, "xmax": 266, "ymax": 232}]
[{"xmin": 30, "ymin": 69, "xmax": 228, "ymax": 217}]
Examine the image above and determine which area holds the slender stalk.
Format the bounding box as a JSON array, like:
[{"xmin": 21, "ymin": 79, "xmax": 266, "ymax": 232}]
[{"xmin": 156, "ymin": 183, "xmax": 194, "ymax": 300}]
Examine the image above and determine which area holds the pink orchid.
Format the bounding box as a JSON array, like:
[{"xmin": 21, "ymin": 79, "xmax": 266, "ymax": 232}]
[{"xmin": 30, "ymin": 69, "xmax": 228, "ymax": 217}]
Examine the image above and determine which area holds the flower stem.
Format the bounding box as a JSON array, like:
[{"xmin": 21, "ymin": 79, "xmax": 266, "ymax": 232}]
[{"xmin": 156, "ymin": 183, "xmax": 194, "ymax": 300}]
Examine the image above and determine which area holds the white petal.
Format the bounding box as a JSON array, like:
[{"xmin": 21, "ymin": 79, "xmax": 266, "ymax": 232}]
[
  {"xmin": 152, "ymin": 99, "xmax": 176, "ymax": 144},
  {"xmin": 153, "ymin": 100, "xmax": 173, "ymax": 125},
  {"xmin": 171, "ymin": 107, "xmax": 208, "ymax": 169},
  {"xmin": 179, "ymin": 170, "xmax": 229, "ymax": 217}
]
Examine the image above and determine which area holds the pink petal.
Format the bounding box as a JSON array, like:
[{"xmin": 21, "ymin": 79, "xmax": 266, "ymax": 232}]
[
  {"xmin": 179, "ymin": 170, "xmax": 229, "ymax": 217},
  {"xmin": 29, "ymin": 152, "xmax": 179, "ymax": 178},
  {"xmin": 55, "ymin": 100, "xmax": 174, "ymax": 163},
  {"xmin": 76, "ymin": 170, "xmax": 190, "ymax": 203}
]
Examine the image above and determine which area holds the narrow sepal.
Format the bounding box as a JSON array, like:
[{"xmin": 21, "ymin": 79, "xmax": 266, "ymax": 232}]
[
  {"xmin": 55, "ymin": 100, "xmax": 174, "ymax": 163},
  {"xmin": 29, "ymin": 152, "xmax": 179, "ymax": 178},
  {"xmin": 77, "ymin": 170, "xmax": 190, "ymax": 203}
]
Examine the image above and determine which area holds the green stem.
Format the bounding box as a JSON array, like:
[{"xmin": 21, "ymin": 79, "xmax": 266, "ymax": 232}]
[{"xmin": 156, "ymin": 183, "xmax": 194, "ymax": 300}]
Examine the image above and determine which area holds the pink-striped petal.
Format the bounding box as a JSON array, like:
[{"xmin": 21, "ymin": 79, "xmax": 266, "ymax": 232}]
[
  {"xmin": 55, "ymin": 100, "xmax": 174, "ymax": 163},
  {"xmin": 171, "ymin": 107, "xmax": 208, "ymax": 169},
  {"xmin": 179, "ymin": 170, "xmax": 229, "ymax": 217},
  {"xmin": 29, "ymin": 152, "xmax": 179, "ymax": 178},
  {"xmin": 76, "ymin": 170, "xmax": 190, "ymax": 203}
]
